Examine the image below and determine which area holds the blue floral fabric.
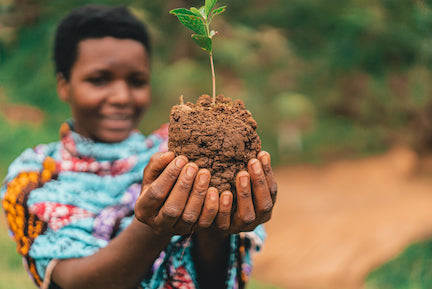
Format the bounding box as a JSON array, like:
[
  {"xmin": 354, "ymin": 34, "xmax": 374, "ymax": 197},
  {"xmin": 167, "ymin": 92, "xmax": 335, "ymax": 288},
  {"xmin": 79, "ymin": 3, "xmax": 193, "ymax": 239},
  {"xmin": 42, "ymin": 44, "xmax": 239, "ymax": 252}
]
[{"xmin": 1, "ymin": 122, "xmax": 265, "ymax": 289}]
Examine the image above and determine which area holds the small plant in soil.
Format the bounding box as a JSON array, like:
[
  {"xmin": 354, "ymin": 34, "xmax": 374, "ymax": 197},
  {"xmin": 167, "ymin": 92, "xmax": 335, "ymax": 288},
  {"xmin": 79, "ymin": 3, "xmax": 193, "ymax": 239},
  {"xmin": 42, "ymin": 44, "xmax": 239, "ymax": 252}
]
[{"xmin": 169, "ymin": 0, "xmax": 261, "ymax": 196}]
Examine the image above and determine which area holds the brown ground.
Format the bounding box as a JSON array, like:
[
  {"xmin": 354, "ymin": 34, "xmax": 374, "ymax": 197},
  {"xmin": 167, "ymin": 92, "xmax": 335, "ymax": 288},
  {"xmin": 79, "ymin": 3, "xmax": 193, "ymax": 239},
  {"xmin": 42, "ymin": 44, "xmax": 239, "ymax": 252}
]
[
  {"xmin": 0, "ymin": 89, "xmax": 44, "ymax": 125},
  {"xmin": 252, "ymin": 146, "xmax": 432, "ymax": 289}
]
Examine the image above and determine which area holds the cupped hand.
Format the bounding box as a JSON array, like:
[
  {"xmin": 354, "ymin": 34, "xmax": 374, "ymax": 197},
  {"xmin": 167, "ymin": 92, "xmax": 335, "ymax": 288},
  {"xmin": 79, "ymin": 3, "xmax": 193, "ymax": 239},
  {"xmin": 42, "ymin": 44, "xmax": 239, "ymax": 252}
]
[
  {"xmin": 215, "ymin": 151, "xmax": 278, "ymax": 234},
  {"xmin": 135, "ymin": 152, "xmax": 219, "ymax": 236}
]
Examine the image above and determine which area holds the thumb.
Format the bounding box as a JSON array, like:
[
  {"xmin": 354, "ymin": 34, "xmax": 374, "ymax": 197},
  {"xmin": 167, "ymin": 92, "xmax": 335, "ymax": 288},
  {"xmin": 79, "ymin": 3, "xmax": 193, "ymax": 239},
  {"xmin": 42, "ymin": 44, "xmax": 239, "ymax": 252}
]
[{"xmin": 142, "ymin": 151, "xmax": 175, "ymax": 186}]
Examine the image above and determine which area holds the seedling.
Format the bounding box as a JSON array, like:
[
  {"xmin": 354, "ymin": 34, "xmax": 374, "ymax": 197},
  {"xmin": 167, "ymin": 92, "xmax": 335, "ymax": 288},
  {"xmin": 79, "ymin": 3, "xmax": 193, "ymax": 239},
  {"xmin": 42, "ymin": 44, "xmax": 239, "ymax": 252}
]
[
  {"xmin": 168, "ymin": 1, "xmax": 261, "ymax": 196},
  {"xmin": 170, "ymin": 0, "xmax": 226, "ymax": 105}
]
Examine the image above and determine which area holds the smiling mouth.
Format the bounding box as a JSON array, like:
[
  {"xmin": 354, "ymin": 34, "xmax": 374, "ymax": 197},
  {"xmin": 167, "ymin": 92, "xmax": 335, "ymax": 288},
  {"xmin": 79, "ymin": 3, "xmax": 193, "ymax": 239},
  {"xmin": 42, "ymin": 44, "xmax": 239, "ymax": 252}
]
[
  {"xmin": 102, "ymin": 114, "xmax": 133, "ymax": 120},
  {"xmin": 100, "ymin": 114, "xmax": 135, "ymax": 131}
]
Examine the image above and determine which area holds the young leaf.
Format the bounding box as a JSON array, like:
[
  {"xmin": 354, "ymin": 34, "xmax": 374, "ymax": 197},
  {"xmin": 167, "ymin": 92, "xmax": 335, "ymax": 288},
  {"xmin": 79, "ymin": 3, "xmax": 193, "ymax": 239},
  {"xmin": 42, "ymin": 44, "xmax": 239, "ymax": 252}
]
[
  {"xmin": 170, "ymin": 0, "xmax": 227, "ymax": 104},
  {"xmin": 209, "ymin": 30, "xmax": 218, "ymax": 38},
  {"xmin": 170, "ymin": 8, "xmax": 196, "ymax": 16},
  {"xmin": 178, "ymin": 15, "xmax": 207, "ymax": 35},
  {"xmin": 205, "ymin": 0, "xmax": 218, "ymax": 17},
  {"xmin": 191, "ymin": 34, "xmax": 212, "ymax": 53},
  {"xmin": 190, "ymin": 7, "xmax": 203, "ymax": 17},
  {"xmin": 199, "ymin": 6, "xmax": 206, "ymax": 17},
  {"xmin": 170, "ymin": 9, "xmax": 207, "ymax": 36},
  {"xmin": 211, "ymin": 6, "xmax": 226, "ymax": 19}
]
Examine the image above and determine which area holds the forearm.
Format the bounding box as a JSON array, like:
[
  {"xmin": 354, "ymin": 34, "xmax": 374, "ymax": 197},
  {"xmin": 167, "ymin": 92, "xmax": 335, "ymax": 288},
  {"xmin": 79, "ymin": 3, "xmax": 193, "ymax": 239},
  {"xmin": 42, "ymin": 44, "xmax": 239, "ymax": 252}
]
[
  {"xmin": 52, "ymin": 218, "xmax": 172, "ymax": 289},
  {"xmin": 192, "ymin": 230, "xmax": 231, "ymax": 289}
]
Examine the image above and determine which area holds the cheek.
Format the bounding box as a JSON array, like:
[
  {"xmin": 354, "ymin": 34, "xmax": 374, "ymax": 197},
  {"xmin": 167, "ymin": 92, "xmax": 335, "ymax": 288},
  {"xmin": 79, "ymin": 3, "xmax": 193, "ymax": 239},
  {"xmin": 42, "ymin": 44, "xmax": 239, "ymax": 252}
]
[
  {"xmin": 70, "ymin": 86, "xmax": 105, "ymax": 111},
  {"xmin": 134, "ymin": 88, "xmax": 152, "ymax": 111}
]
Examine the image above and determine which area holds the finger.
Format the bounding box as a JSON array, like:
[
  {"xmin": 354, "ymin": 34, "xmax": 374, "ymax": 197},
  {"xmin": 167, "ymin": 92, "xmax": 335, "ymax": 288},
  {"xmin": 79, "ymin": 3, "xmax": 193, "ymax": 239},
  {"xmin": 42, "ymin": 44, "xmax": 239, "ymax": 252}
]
[
  {"xmin": 216, "ymin": 191, "xmax": 233, "ymax": 231},
  {"xmin": 235, "ymin": 171, "xmax": 256, "ymax": 226},
  {"xmin": 198, "ymin": 187, "xmax": 219, "ymax": 228},
  {"xmin": 142, "ymin": 152, "xmax": 175, "ymax": 186},
  {"xmin": 248, "ymin": 158, "xmax": 273, "ymax": 220},
  {"xmin": 136, "ymin": 156, "xmax": 187, "ymax": 222},
  {"xmin": 155, "ymin": 162, "xmax": 198, "ymax": 228},
  {"xmin": 175, "ymin": 169, "xmax": 211, "ymax": 231},
  {"xmin": 257, "ymin": 151, "xmax": 278, "ymax": 204}
]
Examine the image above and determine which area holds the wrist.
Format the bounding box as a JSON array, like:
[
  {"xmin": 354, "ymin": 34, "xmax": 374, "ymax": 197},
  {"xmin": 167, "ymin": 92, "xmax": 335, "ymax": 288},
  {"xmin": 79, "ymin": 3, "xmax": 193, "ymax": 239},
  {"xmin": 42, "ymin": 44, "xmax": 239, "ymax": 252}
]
[
  {"xmin": 132, "ymin": 217, "xmax": 173, "ymax": 242},
  {"xmin": 196, "ymin": 228, "xmax": 230, "ymax": 242},
  {"xmin": 194, "ymin": 229, "xmax": 231, "ymax": 259},
  {"xmin": 192, "ymin": 229, "xmax": 231, "ymax": 289}
]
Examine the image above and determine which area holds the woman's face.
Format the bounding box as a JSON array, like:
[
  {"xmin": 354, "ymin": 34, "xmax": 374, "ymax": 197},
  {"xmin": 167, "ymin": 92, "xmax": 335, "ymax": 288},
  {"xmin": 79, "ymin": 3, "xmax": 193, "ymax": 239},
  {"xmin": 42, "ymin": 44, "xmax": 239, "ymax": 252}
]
[{"xmin": 57, "ymin": 37, "xmax": 152, "ymax": 143}]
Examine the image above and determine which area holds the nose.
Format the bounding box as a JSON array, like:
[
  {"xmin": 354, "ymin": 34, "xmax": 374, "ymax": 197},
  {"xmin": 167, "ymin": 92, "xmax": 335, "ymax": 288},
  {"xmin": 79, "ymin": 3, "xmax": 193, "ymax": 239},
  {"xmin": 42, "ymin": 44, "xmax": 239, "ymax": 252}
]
[{"xmin": 110, "ymin": 80, "xmax": 131, "ymax": 106}]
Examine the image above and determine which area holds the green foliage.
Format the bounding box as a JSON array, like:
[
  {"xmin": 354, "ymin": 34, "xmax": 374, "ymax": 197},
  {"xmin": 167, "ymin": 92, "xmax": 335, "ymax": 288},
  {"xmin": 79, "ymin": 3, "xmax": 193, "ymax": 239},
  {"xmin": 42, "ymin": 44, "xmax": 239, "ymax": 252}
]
[
  {"xmin": 191, "ymin": 34, "xmax": 212, "ymax": 53},
  {"xmin": 366, "ymin": 240, "xmax": 432, "ymax": 289},
  {"xmin": 229, "ymin": 0, "xmax": 432, "ymax": 74},
  {"xmin": 170, "ymin": 8, "xmax": 207, "ymax": 36},
  {"xmin": 0, "ymin": 116, "xmax": 58, "ymax": 179},
  {"xmin": 169, "ymin": 0, "xmax": 226, "ymax": 53}
]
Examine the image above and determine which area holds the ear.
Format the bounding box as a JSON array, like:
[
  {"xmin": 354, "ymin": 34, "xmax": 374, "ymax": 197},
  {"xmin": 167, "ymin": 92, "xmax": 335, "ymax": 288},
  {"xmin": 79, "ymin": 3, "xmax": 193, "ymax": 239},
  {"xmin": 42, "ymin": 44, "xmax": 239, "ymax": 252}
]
[{"xmin": 57, "ymin": 73, "xmax": 70, "ymax": 103}]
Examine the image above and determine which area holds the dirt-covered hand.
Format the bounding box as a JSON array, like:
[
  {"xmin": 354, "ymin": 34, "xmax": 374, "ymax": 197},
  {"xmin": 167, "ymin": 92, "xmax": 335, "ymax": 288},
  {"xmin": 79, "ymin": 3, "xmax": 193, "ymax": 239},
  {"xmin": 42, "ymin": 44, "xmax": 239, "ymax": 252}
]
[
  {"xmin": 215, "ymin": 151, "xmax": 277, "ymax": 233},
  {"xmin": 135, "ymin": 152, "xmax": 218, "ymax": 236}
]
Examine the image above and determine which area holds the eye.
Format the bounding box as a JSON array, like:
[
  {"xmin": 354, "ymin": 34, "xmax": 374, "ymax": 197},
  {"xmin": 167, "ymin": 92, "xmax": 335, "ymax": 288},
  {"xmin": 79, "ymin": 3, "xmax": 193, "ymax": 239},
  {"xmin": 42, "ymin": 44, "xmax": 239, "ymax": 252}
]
[
  {"xmin": 86, "ymin": 75, "xmax": 110, "ymax": 87},
  {"xmin": 128, "ymin": 76, "xmax": 148, "ymax": 88}
]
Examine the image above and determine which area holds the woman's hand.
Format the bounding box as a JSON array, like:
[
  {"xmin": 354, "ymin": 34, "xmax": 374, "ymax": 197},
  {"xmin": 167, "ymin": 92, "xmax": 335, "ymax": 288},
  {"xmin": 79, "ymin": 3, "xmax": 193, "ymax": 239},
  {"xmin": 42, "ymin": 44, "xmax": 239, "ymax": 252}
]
[
  {"xmin": 135, "ymin": 152, "xmax": 219, "ymax": 236},
  {"xmin": 215, "ymin": 151, "xmax": 278, "ymax": 234}
]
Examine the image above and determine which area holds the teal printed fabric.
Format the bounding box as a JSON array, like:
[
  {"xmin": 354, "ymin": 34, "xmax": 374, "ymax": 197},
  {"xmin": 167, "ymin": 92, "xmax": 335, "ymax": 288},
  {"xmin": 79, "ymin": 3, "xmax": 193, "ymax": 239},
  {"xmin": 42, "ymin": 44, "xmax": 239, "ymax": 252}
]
[{"xmin": 1, "ymin": 121, "xmax": 265, "ymax": 289}]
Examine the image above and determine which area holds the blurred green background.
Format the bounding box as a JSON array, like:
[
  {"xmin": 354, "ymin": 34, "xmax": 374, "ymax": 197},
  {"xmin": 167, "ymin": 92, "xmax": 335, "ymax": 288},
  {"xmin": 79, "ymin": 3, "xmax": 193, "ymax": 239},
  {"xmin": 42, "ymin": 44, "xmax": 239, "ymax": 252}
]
[
  {"xmin": 1, "ymin": 0, "xmax": 432, "ymax": 288},
  {"xmin": 2, "ymin": 0, "xmax": 432, "ymax": 175}
]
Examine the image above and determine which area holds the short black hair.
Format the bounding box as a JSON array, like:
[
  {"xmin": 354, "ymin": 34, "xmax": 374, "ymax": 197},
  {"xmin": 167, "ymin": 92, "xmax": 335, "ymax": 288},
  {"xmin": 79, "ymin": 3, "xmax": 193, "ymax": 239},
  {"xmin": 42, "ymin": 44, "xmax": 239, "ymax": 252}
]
[{"xmin": 54, "ymin": 5, "xmax": 151, "ymax": 80}]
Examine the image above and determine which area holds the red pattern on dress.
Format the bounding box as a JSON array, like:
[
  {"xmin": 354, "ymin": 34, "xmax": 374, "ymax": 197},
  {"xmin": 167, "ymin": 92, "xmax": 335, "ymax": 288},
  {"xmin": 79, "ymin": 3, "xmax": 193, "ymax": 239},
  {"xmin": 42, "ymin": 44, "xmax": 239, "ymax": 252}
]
[
  {"xmin": 30, "ymin": 202, "xmax": 94, "ymax": 231},
  {"xmin": 55, "ymin": 124, "xmax": 137, "ymax": 176},
  {"xmin": 163, "ymin": 266, "xmax": 196, "ymax": 289}
]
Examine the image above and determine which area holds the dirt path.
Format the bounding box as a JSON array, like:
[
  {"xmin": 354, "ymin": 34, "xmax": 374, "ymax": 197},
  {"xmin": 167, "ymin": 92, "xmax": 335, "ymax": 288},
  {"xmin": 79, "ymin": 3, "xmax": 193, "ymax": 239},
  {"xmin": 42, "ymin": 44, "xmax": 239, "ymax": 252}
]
[{"xmin": 252, "ymin": 146, "xmax": 432, "ymax": 289}]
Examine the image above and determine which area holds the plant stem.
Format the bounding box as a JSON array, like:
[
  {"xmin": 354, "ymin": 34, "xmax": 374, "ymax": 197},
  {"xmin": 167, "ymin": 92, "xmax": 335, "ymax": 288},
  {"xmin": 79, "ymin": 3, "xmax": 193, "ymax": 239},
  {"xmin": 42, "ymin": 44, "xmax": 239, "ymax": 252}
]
[{"xmin": 210, "ymin": 52, "xmax": 216, "ymax": 105}]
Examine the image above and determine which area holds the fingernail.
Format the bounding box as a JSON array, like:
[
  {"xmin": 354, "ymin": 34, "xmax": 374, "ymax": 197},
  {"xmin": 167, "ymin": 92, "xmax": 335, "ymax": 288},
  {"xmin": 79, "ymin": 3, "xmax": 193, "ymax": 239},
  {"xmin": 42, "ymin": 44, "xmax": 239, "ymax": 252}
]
[
  {"xmin": 160, "ymin": 152, "xmax": 170, "ymax": 159},
  {"xmin": 222, "ymin": 194, "xmax": 231, "ymax": 206},
  {"xmin": 175, "ymin": 157, "xmax": 187, "ymax": 168},
  {"xmin": 251, "ymin": 160, "xmax": 261, "ymax": 174},
  {"xmin": 199, "ymin": 173, "xmax": 209, "ymax": 185},
  {"xmin": 209, "ymin": 189, "xmax": 217, "ymax": 201},
  {"xmin": 240, "ymin": 176, "xmax": 249, "ymax": 188},
  {"xmin": 186, "ymin": 165, "xmax": 197, "ymax": 177},
  {"xmin": 262, "ymin": 154, "xmax": 269, "ymax": 166}
]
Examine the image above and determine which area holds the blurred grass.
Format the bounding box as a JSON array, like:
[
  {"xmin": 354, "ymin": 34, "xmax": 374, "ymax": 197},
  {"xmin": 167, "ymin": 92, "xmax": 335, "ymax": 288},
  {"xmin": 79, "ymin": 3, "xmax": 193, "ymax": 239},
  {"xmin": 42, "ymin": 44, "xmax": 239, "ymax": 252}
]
[
  {"xmin": 0, "ymin": 214, "xmax": 37, "ymax": 289},
  {"xmin": 365, "ymin": 240, "xmax": 432, "ymax": 289}
]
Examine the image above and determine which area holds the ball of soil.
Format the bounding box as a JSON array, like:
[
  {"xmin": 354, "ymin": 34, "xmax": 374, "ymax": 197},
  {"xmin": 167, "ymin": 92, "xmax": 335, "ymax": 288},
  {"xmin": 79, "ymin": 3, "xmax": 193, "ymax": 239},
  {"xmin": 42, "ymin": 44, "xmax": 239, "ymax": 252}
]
[{"xmin": 168, "ymin": 95, "xmax": 261, "ymax": 195}]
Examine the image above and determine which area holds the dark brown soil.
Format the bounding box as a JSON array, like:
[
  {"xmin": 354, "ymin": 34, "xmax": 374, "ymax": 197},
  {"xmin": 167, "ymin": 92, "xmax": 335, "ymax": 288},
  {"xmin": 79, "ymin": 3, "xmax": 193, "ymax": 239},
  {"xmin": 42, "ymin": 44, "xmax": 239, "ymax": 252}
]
[{"xmin": 168, "ymin": 94, "xmax": 261, "ymax": 195}]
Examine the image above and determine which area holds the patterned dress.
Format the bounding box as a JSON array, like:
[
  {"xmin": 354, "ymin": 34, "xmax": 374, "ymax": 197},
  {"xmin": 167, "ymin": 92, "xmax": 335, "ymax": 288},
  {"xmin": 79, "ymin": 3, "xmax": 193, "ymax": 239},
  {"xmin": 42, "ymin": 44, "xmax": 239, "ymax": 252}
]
[{"xmin": 1, "ymin": 121, "xmax": 265, "ymax": 289}]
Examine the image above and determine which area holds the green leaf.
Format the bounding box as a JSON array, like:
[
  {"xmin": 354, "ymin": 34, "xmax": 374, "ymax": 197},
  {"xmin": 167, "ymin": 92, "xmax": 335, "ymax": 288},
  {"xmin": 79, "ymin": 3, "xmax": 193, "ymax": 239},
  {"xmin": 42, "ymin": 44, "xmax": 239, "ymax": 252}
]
[
  {"xmin": 190, "ymin": 7, "xmax": 202, "ymax": 17},
  {"xmin": 199, "ymin": 6, "xmax": 206, "ymax": 18},
  {"xmin": 170, "ymin": 11, "xmax": 207, "ymax": 36},
  {"xmin": 205, "ymin": 0, "xmax": 218, "ymax": 17},
  {"xmin": 169, "ymin": 8, "xmax": 196, "ymax": 16},
  {"xmin": 191, "ymin": 34, "xmax": 212, "ymax": 53},
  {"xmin": 211, "ymin": 6, "xmax": 226, "ymax": 19}
]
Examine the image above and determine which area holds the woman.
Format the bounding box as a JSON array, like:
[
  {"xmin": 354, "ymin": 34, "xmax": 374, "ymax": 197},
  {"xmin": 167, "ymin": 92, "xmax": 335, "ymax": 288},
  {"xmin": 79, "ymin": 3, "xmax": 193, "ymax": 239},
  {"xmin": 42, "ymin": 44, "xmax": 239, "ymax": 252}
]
[{"xmin": 1, "ymin": 5, "xmax": 277, "ymax": 289}]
